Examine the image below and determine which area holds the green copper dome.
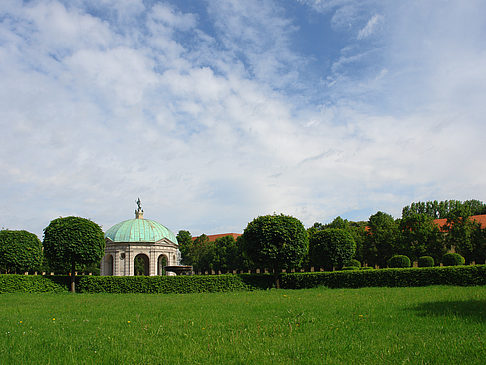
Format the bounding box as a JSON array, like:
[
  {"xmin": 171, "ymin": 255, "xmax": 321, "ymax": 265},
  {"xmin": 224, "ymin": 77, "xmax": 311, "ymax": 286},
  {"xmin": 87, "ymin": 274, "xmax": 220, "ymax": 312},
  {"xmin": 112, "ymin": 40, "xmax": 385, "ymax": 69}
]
[{"xmin": 105, "ymin": 218, "xmax": 178, "ymax": 244}]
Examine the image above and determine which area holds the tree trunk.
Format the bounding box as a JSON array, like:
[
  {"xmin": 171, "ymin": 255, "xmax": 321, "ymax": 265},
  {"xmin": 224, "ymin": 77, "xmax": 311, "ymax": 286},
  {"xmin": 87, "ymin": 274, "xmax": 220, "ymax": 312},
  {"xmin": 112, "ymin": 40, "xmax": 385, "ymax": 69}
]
[
  {"xmin": 273, "ymin": 269, "xmax": 280, "ymax": 289},
  {"xmin": 70, "ymin": 261, "xmax": 76, "ymax": 293}
]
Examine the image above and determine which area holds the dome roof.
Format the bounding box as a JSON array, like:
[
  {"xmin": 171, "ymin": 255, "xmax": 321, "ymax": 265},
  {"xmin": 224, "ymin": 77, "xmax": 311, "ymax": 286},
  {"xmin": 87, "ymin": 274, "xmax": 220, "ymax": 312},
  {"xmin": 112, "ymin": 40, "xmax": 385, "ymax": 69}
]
[{"xmin": 105, "ymin": 218, "xmax": 178, "ymax": 244}]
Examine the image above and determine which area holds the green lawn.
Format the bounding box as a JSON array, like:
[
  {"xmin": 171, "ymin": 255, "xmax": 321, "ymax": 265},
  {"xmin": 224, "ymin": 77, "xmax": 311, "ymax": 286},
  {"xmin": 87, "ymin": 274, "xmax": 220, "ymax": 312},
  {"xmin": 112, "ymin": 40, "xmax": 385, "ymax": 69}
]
[{"xmin": 1, "ymin": 286, "xmax": 485, "ymax": 364}]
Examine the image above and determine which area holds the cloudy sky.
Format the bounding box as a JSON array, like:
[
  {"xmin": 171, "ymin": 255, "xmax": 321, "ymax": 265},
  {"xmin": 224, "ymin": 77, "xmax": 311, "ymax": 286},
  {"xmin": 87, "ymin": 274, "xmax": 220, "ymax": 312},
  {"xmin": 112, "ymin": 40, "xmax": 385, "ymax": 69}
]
[{"xmin": 1, "ymin": 0, "xmax": 485, "ymax": 238}]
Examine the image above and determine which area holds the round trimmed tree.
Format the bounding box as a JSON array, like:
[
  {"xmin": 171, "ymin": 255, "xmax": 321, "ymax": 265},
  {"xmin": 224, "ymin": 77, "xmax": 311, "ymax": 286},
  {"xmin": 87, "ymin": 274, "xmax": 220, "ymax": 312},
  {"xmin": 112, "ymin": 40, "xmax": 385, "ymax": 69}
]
[
  {"xmin": 309, "ymin": 228, "xmax": 356, "ymax": 271},
  {"xmin": 387, "ymin": 255, "xmax": 411, "ymax": 268},
  {"xmin": 442, "ymin": 252, "xmax": 465, "ymax": 266},
  {"xmin": 418, "ymin": 255, "xmax": 435, "ymax": 267},
  {"xmin": 0, "ymin": 230, "xmax": 43, "ymax": 273},
  {"xmin": 43, "ymin": 216, "xmax": 105, "ymax": 292},
  {"xmin": 242, "ymin": 214, "xmax": 308, "ymax": 287}
]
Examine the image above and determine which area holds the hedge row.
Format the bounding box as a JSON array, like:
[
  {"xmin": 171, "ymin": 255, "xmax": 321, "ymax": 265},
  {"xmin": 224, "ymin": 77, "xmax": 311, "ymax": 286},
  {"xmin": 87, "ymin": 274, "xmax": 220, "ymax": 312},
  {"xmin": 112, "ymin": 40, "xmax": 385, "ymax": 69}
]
[
  {"xmin": 0, "ymin": 275, "xmax": 68, "ymax": 293},
  {"xmin": 0, "ymin": 266, "xmax": 485, "ymax": 293},
  {"xmin": 76, "ymin": 274, "xmax": 273, "ymax": 294},
  {"xmin": 280, "ymin": 265, "xmax": 486, "ymax": 289}
]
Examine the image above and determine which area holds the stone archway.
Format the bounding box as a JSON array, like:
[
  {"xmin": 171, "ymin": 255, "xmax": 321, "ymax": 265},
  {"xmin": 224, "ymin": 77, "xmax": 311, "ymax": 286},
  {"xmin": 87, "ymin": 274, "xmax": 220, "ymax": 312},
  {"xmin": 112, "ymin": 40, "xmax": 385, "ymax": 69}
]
[
  {"xmin": 104, "ymin": 254, "xmax": 113, "ymax": 276},
  {"xmin": 134, "ymin": 254, "xmax": 149, "ymax": 276},
  {"xmin": 157, "ymin": 255, "xmax": 168, "ymax": 275}
]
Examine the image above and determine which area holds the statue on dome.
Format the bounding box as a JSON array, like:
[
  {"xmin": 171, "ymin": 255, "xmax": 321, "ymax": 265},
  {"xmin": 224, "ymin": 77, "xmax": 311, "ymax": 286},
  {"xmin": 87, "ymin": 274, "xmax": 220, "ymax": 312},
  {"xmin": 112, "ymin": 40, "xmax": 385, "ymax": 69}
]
[{"xmin": 136, "ymin": 198, "xmax": 143, "ymax": 212}]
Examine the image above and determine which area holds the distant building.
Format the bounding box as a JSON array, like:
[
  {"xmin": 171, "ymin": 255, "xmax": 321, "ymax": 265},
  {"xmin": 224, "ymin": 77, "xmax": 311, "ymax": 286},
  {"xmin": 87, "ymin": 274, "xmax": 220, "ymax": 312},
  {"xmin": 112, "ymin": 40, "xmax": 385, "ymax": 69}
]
[
  {"xmin": 192, "ymin": 233, "xmax": 242, "ymax": 242},
  {"xmin": 433, "ymin": 214, "xmax": 486, "ymax": 231}
]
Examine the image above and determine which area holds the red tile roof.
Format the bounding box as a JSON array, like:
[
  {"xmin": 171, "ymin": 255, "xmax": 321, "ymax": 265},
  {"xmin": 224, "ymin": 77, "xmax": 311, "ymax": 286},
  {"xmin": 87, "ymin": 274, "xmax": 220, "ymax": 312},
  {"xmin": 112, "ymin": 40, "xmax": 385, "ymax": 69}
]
[
  {"xmin": 434, "ymin": 214, "xmax": 486, "ymax": 231},
  {"xmin": 192, "ymin": 233, "xmax": 242, "ymax": 242}
]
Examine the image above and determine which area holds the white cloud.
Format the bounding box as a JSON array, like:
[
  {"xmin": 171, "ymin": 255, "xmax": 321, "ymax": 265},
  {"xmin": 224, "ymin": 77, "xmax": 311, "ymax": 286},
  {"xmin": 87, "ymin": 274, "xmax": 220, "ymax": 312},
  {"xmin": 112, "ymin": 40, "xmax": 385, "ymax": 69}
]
[
  {"xmin": 357, "ymin": 14, "xmax": 383, "ymax": 39},
  {"xmin": 0, "ymin": 0, "xmax": 485, "ymax": 239}
]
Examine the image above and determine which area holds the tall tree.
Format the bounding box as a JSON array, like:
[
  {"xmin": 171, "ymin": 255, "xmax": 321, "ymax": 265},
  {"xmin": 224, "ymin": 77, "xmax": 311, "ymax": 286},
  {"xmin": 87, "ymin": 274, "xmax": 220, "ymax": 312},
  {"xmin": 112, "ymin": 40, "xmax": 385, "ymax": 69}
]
[
  {"xmin": 308, "ymin": 217, "xmax": 366, "ymax": 263},
  {"xmin": 0, "ymin": 230, "xmax": 43, "ymax": 273},
  {"xmin": 363, "ymin": 211, "xmax": 400, "ymax": 268},
  {"xmin": 43, "ymin": 216, "xmax": 105, "ymax": 292},
  {"xmin": 443, "ymin": 207, "xmax": 482, "ymax": 264},
  {"xmin": 402, "ymin": 199, "xmax": 486, "ymax": 219},
  {"xmin": 189, "ymin": 234, "xmax": 213, "ymax": 272},
  {"xmin": 176, "ymin": 230, "xmax": 193, "ymax": 265},
  {"xmin": 309, "ymin": 228, "xmax": 356, "ymax": 271},
  {"xmin": 242, "ymin": 214, "xmax": 308, "ymax": 287},
  {"xmin": 212, "ymin": 235, "xmax": 238, "ymax": 272},
  {"xmin": 399, "ymin": 213, "xmax": 445, "ymax": 264}
]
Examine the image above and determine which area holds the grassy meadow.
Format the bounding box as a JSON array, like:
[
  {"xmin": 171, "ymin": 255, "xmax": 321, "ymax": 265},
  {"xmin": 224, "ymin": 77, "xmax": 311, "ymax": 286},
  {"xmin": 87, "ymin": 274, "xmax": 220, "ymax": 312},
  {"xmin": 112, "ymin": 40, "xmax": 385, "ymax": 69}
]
[{"xmin": 0, "ymin": 286, "xmax": 485, "ymax": 364}]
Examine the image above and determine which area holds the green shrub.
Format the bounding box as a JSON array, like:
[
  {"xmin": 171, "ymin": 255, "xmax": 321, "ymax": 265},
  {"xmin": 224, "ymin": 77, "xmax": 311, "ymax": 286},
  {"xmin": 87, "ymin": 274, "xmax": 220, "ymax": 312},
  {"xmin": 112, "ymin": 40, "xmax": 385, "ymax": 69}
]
[
  {"xmin": 341, "ymin": 266, "xmax": 360, "ymax": 271},
  {"xmin": 280, "ymin": 265, "xmax": 486, "ymax": 289},
  {"xmin": 418, "ymin": 256, "xmax": 435, "ymax": 267},
  {"xmin": 387, "ymin": 255, "xmax": 411, "ymax": 268},
  {"xmin": 76, "ymin": 274, "xmax": 273, "ymax": 294},
  {"xmin": 0, "ymin": 275, "xmax": 68, "ymax": 293},
  {"xmin": 360, "ymin": 266, "xmax": 373, "ymax": 270},
  {"xmin": 345, "ymin": 259, "xmax": 361, "ymax": 268},
  {"xmin": 0, "ymin": 230, "xmax": 43, "ymax": 273},
  {"xmin": 442, "ymin": 253, "xmax": 465, "ymax": 266}
]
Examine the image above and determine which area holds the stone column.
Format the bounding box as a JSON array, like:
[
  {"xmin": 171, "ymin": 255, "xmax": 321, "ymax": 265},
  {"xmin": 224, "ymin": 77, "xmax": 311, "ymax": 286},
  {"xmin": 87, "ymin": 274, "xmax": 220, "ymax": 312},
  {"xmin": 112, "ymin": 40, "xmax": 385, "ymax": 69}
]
[
  {"xmin": 150, "ymin": 249, "xmax": 157, "ymax": 276},
  {"xmin": 127, "ymin": 249, "xmax": 134, "ymax": 276}
]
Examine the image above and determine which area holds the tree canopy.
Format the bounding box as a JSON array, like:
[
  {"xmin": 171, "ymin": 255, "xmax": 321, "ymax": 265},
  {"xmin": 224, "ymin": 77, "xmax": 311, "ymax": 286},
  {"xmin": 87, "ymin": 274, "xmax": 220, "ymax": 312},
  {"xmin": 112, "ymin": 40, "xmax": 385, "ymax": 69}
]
[
  {"xmin": 402, "ymin": 200, "xmax": 486, "ymax": 219},
  {"xmin": 176, "ymin": 230, "xmax": 192, "ymax": 265},
  {"xmin": 242, "ymin": 214, "xmax": 308, "ymax": 286},
  {"xmin": 43, "ymin": 216, "xmax": 105, "ymax": 292},
  {"xmin": 363, "ymin": 211, "xmax": 400, "ymax": 268},
  {"xmin": 309, "ymin": 228, "xmax": 356, "ymax": 270},
  {"xmin": 398, "ymin": 213, "xmax": 445, "ymax": 264},
  {"xmin": 0, "ymin": 230, "xmax": 43, "ymax": 273}
]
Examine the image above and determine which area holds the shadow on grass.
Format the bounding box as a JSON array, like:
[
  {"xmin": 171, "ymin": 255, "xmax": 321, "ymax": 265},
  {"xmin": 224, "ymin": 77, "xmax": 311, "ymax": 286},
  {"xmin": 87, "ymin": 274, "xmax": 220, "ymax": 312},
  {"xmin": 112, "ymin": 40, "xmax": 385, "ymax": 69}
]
[{"xmin": 410, "ymin": 300, "xmax": 486, "ymax": 322}]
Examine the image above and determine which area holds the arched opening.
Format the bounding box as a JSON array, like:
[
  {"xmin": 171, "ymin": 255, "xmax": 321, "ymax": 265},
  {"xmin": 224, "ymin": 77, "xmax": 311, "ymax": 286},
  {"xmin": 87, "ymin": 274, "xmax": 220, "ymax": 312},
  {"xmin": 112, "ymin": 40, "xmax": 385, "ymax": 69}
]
[
  {"xmin": 157, "ymin": 255, "xmax": 168, "ymax": 275},
  {"xmin": 104, "ymin": 254, "xmax": 113, "ymax": 276},
  {"xmin": 134, "ymin": 254, "xmax": 149, "ymax": 276}
]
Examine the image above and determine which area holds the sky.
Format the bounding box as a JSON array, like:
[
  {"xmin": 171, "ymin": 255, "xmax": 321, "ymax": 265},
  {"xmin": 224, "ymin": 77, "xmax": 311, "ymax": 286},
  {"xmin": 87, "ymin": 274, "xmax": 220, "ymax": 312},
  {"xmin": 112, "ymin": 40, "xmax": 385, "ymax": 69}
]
[{"xmin": 1, "ymin": 0, "xmax": 485, "ymax": 239}]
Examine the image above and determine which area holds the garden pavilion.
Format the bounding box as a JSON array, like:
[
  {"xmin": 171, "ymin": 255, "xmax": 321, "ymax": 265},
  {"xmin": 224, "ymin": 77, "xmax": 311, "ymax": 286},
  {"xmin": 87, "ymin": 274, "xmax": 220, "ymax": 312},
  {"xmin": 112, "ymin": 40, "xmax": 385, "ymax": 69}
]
[{"xmin": 100, "ymin": 200, "xmax": 181, "ymax": 276}]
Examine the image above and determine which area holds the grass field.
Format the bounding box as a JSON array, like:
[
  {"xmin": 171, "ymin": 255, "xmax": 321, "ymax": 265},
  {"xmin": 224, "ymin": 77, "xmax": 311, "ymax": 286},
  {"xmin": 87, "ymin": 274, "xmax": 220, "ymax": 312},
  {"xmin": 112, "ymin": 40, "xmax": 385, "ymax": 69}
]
[{"xmin": 1, "ymin": 286, "xmax": 485, "ymax": 364}]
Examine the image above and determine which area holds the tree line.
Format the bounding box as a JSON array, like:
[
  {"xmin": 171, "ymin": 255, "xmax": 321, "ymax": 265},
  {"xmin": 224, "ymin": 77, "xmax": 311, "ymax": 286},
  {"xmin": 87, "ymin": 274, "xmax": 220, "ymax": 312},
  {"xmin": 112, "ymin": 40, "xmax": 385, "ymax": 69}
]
[
  {"xmin": 178, "ymin": 199, "xmax": 486, "ymax": 272},
  {"xmin": 1, "ymin": 199, "xmax": 485, "ymax": 288}
]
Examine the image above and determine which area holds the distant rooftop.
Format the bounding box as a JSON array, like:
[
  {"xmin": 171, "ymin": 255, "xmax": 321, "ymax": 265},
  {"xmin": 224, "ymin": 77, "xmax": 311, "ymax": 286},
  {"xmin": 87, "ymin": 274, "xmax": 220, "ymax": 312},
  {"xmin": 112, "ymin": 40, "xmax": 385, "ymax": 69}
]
[{"xmin": 192, "ymin": 233, "xmax": 242, "ymax": 242}]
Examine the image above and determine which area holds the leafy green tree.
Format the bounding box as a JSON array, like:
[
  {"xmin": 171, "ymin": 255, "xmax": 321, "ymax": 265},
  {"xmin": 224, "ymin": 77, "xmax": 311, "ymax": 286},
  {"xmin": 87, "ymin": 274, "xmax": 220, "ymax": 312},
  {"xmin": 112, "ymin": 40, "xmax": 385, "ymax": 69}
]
[
  {"xmin": 176, "ymin": 230, "xmax": 193, "ymax": 265},
  {"xmin": 0, "ymin": 230, "xmax": 43, "ymax": 273},
  {"xmin": 43, "ymin": 216, "xmax": 105, "ymax": 292},
  {"xmin": 402, "ymin": 199, "xmax": 486, "ymax": 219},
  {"xmin": 472, "ymin": 227, "xmax": 486, "ymax": 264},
  {"xmin": 308, "ymin": 217, "xmax": 366, "ymax": 264},
  {"xmin": 242, "ymin": 214, "xmax": 308, "ymax": 287},
  {"xmin": 212, "ymin": 235, "xmax": 238, "ymax": 272},
  {"xmin": 309, "ymin": 228, "xmax": 356, "ymax": 271},
  {"xmin": 443, "ymin": 208, "xmax": 482, "ymax": 264},
  {"xmin": 188, "ymin": 234, "xmax": 213, "ymax": 272},
  {"xmin": 363, "ymin": 211, "xmax": 400, "ymax": 268},
  {"xmin": 234, "ymin": 235, "xmax": 252, "ymax": 271},
  {"xmin": 399, "ymin": 213, "xmax": 445, "ymax": 264}
]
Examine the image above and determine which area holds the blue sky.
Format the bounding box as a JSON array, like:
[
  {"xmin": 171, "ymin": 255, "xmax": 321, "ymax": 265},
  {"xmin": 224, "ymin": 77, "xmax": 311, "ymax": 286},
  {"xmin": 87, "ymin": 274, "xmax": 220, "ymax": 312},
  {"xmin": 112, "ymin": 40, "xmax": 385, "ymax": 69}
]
[{"xmin": 1, "ymin": 0, "xmax": 485, "ymax": 238}]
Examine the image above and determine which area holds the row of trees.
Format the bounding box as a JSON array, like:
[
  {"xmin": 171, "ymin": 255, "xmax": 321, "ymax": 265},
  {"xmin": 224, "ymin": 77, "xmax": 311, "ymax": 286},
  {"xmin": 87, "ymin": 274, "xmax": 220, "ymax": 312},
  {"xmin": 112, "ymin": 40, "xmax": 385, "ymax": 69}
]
[
  {"xmin": 2, "ymin": 199, "xmax": 485, "ymax": 290},
  {"xmin": 401, "ymin": 199, "xmax": 486, "ymax": 219},
  {"xmin": 178, "ymin": 200, "xmax": 486, "ymax": 274},
  {"xmin": 0, "ymin": 217, "xmax": 105, "ymax": 292}
]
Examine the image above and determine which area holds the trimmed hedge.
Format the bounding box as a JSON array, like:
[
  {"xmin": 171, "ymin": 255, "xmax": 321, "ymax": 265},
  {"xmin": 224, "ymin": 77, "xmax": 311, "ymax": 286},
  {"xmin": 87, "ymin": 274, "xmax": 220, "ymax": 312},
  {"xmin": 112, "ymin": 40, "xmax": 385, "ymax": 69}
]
[
  {"xmin": 442, "ymin": 253, "xmax": 465, "ymax": 266},
  {"xmin": 345, "ymin": 259, "xmax": 362, "ymax": 268},
  {"xmin": 279, "ymin": 266, "xmax": 486, "ymax": 289},
  {"xmin": 0, "ymin": 275, "xmax": 68, "ymax": 293},
  {"xmin": 1, "ymin": 266, "xmax": 486, "ymax": 293},
  {"xmin": 418, "ymin": 256, "xmax": 435, "ymax": 267},
  {"xmin": 387, "ymin": 255, "xmax": 411, "ymax": 268},
  {"xmin": 76, "ymin": 274, "xmax": 274, "ymax": 293}
]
